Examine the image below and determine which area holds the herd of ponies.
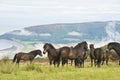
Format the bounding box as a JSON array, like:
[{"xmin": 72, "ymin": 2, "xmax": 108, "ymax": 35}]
[{"xmin": 13, "ymin": 41, "xmax": 120, "ymax": 68}]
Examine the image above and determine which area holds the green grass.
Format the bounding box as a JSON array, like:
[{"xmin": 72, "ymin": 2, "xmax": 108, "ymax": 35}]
[{"xmin": 0, "ymin": 60, "xmax": 120, "ymax": 80}]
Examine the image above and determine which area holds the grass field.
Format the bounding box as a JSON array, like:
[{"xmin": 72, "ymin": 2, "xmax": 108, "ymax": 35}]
[{"xmin": 0, "ymin": 58, "xmax": 120, "ymax": 80}]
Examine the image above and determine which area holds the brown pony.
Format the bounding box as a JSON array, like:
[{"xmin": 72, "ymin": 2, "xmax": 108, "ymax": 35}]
[
  {"xmin": 13, "ymin": 50, "xmax": 42, "ymax": 64},
  {"xmin": 59, "ymin": 41, "xmax": 88, "ymax": 67},
  {"xmin": 89, "ymin": 44, "xmax": 95, "ymax": 67},
  {"xmin": 102, "ymin": 49, "xmax": 119, "ymax": 65},
  {"xmin": 89, "ymin": 44, "xmax": 103, "ymax": 67},
  {"xmin": 107, "ymin": 42, "xmax": 120, "ymax": 65},
  {"xmin": 43, "ymin": 43, "xmax": 60, "ymax": 67},
  {"xmin": 101, "ymin": 49, "xmax": 110, "ymax": 65}
]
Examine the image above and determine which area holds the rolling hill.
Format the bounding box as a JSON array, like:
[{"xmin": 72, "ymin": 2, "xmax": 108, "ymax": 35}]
[{"xmin": 0, "ymin": 21, "xmax": 120, "ymax": 44}]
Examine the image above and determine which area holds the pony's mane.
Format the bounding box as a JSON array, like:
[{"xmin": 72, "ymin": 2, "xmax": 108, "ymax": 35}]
[
  {"xmin": 45, "ymin": 43, "xmax": 55, "ymax": 49},
  {"xmin": 29, "ymin": 50, "xmax": 40, "ymax": 54},
  {"xmin": 75, "ymin": 41, "xmax": 87, "ymax": 48},
  {"xmin": 108, "ymin": 42, "xmax": 120, "ymax": 48}
]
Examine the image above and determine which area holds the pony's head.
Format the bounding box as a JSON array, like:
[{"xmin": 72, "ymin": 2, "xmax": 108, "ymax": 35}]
[
  {"xmin": 37, "ymin": 50, "xmax": 42, "ymax": 56},
  {"xmin": 43, "ymin": 43, "xmax": 53, "ymax": 54},
  {"xmin": 89, "ymin": 44, "xmax": 94, "ymax": 49},
  {"xmin": 81, "ymin": 41, "xmax": 88, "ymax": 51}
]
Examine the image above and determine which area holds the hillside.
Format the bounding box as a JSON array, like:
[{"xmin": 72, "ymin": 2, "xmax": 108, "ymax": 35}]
[{"xmin": 0, "ymin": 21, "xmax": 120, "ymax": 44}]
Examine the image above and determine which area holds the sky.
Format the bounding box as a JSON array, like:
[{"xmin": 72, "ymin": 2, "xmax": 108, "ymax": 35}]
[{"xmin": 0, "ymin": 0, "xmax": 120, "ymax": 35}]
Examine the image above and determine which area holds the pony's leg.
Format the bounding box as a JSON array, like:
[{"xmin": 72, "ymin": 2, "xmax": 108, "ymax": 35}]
[
  {"xmin": 91, "ymin": 59, "xmax": 93, "ymax": 67},
  {"xmin": 82, "ymin": 60, "xmax": 84, "ymax": 68},
  {"xmin": 66, "ymin": 59, "xmax": 68, "ymax": 67},
  {"xmin": 119, "ymin": 57, "xmax": 120, "ymax": 65},
  {"xmin": 53, "ymin": 60, "xmax": 56, "ymax": 67},
  {"xmin": 94, "ymin": 59, "xmax": 97, "ymax": 67},
  {"xmin": 97, "ymin": 59, "xmax": 101, "ymax": 68},
  {"xmin": 71, "ymin": 60, "xmax": 73, "ymax": 66},
  {"xmin": 74, "ymin": 59, "xmax": 77, "ymax": 67},
  {"xmin": 106, "ymin": 58, "xmax": 109, "ymax": 65},
  {"xmin": 101, "ymin": 58, "xmax": 105, "ymax": 65},
  {"xmin": 57, "ymin": 60, "xmax": 60, "ymax": 67},
  {"xmin": 75, "ymin": 59, "xmax": 80, "ymax": 67},
  {"xmin": 30, "ymin": 60, "xmax": 33, "ymax": 64},
  {"xmin": 16, "ymin": 59, "xmax": 20, "ymax": 67},
  {"xmin": 49, "ymin": 60, "xmax": 52, "ymax": 66},
  {"xmin": 62, "ymin": 60, "xmax": 65, "ymax": 66},
  {"xmin": 62, "ymin": 58, "xmax": 66, "ymax": 66}
]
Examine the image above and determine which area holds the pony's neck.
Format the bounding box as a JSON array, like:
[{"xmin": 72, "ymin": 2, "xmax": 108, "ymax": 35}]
[
  {"xmin": 112, "ymin": 45, "xmax": 120, "ymax": 54},
  {"xmin": 74, "ymin": 44, "xmax": 82, "ymax": 49},
  {"xmin": 47, "ymin": 48, "xmax": 56, "ymax": 54},
  {"xmin": 90, "ymin": 48, "xmax": 95, "ymax": 58},
  {"xmin": 30, "ymin": 51, "xmax": 38, "ymax": 57}
]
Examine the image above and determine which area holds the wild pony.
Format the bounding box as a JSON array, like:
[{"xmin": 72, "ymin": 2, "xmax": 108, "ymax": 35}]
[
  {"xmin": 101, "ymin": 49, "xmax": 110, "ymax": 65},
  {"xmin": 107, "ymin": 42, "xmax": 120, "ymax": 65},
  {"xmin": 59, "ymin": 41, "xmax": 88, "ymax": 67},
  {"xmin": 102, "ymin": 49, "xmax": 119, "ymax": 65},
  {"xmin": 13, "ymin": 50, "xmax": 42, "ymax": 65},
  {"xmin": 89, "ymin": 44, "xmax": 95, "ymax": 67},
  {"xmin": 43, "ymin": 43, "xmax": 60, "ymax": 67},
  {"xmin": 89, "ymin": 44, "xmax": 103, "ymax": 67}
]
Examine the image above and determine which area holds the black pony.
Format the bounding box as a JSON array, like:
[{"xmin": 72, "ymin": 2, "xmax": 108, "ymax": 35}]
[
  {"xmin": 107, "ymin": 42, "xmax": 120, "ymax": 65},
  {"xmin": 13, "ymin": 50, "xmax": 42, "ymax": 65},
  {"xmin": 43, "ymin": 43, "xmax": 60, "ymax": 67}
]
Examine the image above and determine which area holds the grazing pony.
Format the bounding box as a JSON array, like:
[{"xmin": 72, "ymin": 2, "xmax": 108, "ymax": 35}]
[
  {"xmin": 43, "ymin": 43, "xmax": 60, "ymax": 67},
  {"xmin": 107, "ymin": 42, "xmax": 120, "ymax": 65},
  {"xmin": 13, "ymin": 50, "xmax": 42, "ymax": 65},
  {"xmin": 102, "ymin": 49, "xmax": 119, "ymax": 65}
]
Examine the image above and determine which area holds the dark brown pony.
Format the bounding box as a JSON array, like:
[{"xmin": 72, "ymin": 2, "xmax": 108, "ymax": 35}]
[
  {"xmin": 89, "ymin": 44, "xmax": 95, "ymax": 67},
  {"xmin": 43, "ymin": 43, "xmax": 60, "ymax": 67},
  {"xmin": 13, "ymin": 50, "xmax": 42, "ymax": 64},
  {"xmin": 101, "ymin": 49, "xmax": 110, "ymax": 65},
  {"xmin": 107, "ymin": 42, "xmax": 120, "ymax": 65},
  {"xmin": 102, "ymin": 49, "xmax": 119, "ymax": 65},
  {"xmin": 89, "ymin": 44, "xmax": 103, "ymax": 67},
  {"xmin": 59, "ymin": 41, "xmax": 88, "ymax": 67}
]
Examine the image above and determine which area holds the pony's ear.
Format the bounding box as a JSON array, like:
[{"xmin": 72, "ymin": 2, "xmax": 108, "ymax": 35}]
[
  {"xmin": 45, "ymin": 43, "xmax": 49, "ymax": 45},
  {"xmin": 48, "ymin": 43, "xmax": 51, "ymax": 45},
  {"xmin": 82, "ymin": 41, "xmax": 86, "ymax": 43}
]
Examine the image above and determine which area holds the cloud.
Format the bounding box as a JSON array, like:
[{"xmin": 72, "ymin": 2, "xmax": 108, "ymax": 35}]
[
  {"xmin": 11, "ymin": 29, "xmax": 33, "ymax": 36},
  {"xmin": 0, "ymin": 0, "xmax": 120, "ymax": 35},
  {"xmin": 68, "ymin": 31, "xmax": 82, "ymax": 36},
  {"xmin": 39, "ymin": 33, "xmax": 51, "ymax": 37},
  {"xmin": 64, "ymin": 38, "xmax": 80, "ymax": 41}
]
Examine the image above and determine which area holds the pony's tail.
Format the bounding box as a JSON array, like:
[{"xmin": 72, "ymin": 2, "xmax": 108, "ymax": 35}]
[{"xmin": 13, "ymin": 54, "xmax": 17, "ymax": 63}]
